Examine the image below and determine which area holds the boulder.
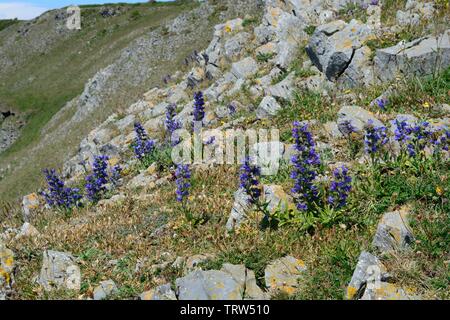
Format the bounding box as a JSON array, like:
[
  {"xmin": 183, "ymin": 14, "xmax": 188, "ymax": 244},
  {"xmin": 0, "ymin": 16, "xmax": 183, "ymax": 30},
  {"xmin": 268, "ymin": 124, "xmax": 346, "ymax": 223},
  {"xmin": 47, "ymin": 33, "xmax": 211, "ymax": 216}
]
[
  {"xmin": 256, "ymin": 96, "xmax": 282, "ymax": 119},
  {"xmin": 272, "ymin": 11, "xmax": 307, "ymax": 68},
  {"xmin": 266, "ymin": 72, "xmax": 296, "ymax": 100},
  {"xmin": 140, "ymin": 283, "xmax": 177, "ymax": 300},
  {"xmin": 114, "ymin": 114, "xmax": 135, "ymax": 133},
  {"xmin": 15, "ymin": 222, "xmax": 40, "ymax": 240},
  {"xmin": 93, "ymin": 280, "xmax": 118, "ymax": 300},
  {"xmin": 264, "ymin": 255, "xmax": 307, "ymax": 296},
  {"xmin": 184, "ymin": 254, "xmax": 214, "ymax": 274},
  {"xmin": 224, "ymin": 32, "xmax": 251, "ymax": 58},
  {"xmin": 226, "ymin": 188, "xmax": 252, "ymax": 231},
  {"xmin": 223, "ymin": 18, "xmax": 244, "ymax": 34},
  {"xmin": 374, "ymin": 30, "xmax": 450, "ymax": 82},
  {"xmin": 0, "ymin": 242, "xmax": 15, "ymax": 300},
  {"xmin": 220, "ymin": 263, "xmax": 268, "ymax": 300},
  {"xmin": 346, "ymin": 251, "xmax": 388, "ymax": 300},
  {"xmin": 127, "ymin": 172, "xmax": 157, "ymax": 190},
  {"xmin": 231, "ymin": 57, "xmax": 259, "ymax": 79},
  {"xmin": 38, "ymin": 250, "xmax": 81, "ymax": 291},
  {"xmin": 361, "ymin": 282, "xmax": 416, "ymax": 300},
  {"xmin": 337, "ymin": 105, "xmax": 384, "ymax": 133},
  {"xmin": 262, "ymin": 185, "xmax": 294, "ymax": 214},
  {"xmin": 372, "ymin": 209, "xmax": 414, "ymax": 253},
  {"xmin": 251, "ymin": 141, "xmax": 285, "ymax": 176},
  {"xmin": 22, "ymin": 193, "xmax": 40, "ymax": 222},
  {"xmin": 306, "ymin": 19, "xmax": 374, "ymax": 84},
  {"xmin": 176, "ymin": 270, "xmax": 243, "ymax": 300}
]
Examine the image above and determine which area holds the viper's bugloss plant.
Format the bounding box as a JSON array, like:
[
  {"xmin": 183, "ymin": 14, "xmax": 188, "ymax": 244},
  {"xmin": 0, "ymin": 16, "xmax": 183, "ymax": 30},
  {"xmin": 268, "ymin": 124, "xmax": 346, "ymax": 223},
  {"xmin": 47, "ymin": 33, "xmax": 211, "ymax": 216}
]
[
  {"xmin": 328, "ymin": 166, "xmax": 352, "ymax": 209},
  {"xmin": 239, "ymin": 156, "xmax": 262, "ymax": 205},
  {"xmin": 193, "ymin": 91, "xmax": 205, "ymax": 123},
  {"xmin": 431, "ymin": 127, "xmax": 450, "ymax": 153},
  {"xmin": 165, "ymin": 104, "xmax": 181, "ymax": 146},
  {"xmin": 133, "ymin": 122, "xmax": 156, "ymax": 160},
  {"xmin": 175, "ymin": 164, "xmax": 191, "ymax": 202},
  {"xmin": 85, "ymin": 155, "xmax": 109, "ymax": 202},
  {"xmin": 41, "ymin": 169, "xmax": 82, "ymax": 209},
  {"xmin": 392, "ymin": 119, "xmax": 434, "ymax": 157},
  {"xmin": 290, "ymin": 121, "xmax": 320, "ymax": 211},
  {"xmin": 364, "ymin": 120, "xmax": 388, "ymax": 159},
  {"xmin": 375, "ymin": 98, "xmax": 388, "ymax": 111}
]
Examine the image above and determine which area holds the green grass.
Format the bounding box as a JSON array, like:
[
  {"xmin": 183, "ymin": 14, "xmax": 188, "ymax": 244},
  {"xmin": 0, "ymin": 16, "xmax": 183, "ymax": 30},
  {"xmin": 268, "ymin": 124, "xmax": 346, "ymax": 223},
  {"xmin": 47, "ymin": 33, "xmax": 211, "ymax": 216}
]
[
  {"xmin": 0, "ymin": 19, "xmax": 20, "ymax": 32},
  {"xmin": 0, "ymin": 1, "xmax": 205, "ymax": 202}
]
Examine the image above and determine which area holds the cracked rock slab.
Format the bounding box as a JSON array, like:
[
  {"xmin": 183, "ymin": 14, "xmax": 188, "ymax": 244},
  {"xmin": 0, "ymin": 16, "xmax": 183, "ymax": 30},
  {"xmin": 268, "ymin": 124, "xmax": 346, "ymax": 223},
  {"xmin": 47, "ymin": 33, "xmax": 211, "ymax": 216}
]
[
  {"xmin": 306, "ymin": 19, "xmax": 374, "ymax": 82},
  {"xmin": 176, "ymin": 269, "xmax": 244, "ymax": 300},
  {"xmin": 231, "ymin": 57, "xmax": 259, "ymax": 79},
  {"xmin": 226, "ymin": 188, "xmax": 252, "ymax": 231},
  {"xmin": 256, "ymin": 96, "xmax": 282, "ymax": 119},
  {"xmin": 372, "ymin": 209, "xmax": 414, "ymax": 253},
  {"xmin": 337, "ymin": 105, "xmax": 384, "ymax": 134},
  {"xmin": 346, "ymin": 251, "xmax": 388, "ymax": 300},
  {"xmin": 140, "ymin": 283, "xmax": 177, "ymax": 300},
  {"xmin": 374, "ymin": 30, "xmax": 450, "ymax": 82},
  {"xmin": 38, "ymin": 250, "xmax": 81, "ymax": 291},
  {"xmin": 93, "ymin": 280, "xmax": 118, "ymax": 300},
  {"xmin": 220, "ymin": 263, "xmax": 268, "ymax": 300}
]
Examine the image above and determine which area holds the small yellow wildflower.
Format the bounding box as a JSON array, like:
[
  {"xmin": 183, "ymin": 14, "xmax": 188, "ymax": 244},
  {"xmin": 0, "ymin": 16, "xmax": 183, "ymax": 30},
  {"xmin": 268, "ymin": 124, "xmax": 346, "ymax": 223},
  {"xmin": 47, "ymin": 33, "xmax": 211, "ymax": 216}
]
[{"xmin": 436, "ymin": 186, "xmax": 444, "ymax": 196}]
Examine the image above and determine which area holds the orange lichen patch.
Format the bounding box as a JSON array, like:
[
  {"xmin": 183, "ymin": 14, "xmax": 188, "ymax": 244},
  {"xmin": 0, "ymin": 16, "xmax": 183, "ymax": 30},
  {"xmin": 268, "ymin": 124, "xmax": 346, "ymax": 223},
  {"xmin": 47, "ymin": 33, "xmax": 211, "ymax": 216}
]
[
  {"xmin": 347, "ymin": 286, "xmax": 358, "ymax": 299},
  {"xmin": 4, "ymin": 256, "xmax": 14, "ymax": 268},
  {"xmin": 108, "ymin": 157, "xmax": 120, "ymax": 167},
  {"xmin": 140, "ymin": 291, "xmax": 155, "ymax": 300},
  {"xmin": 279, "ymin": 285, "xmax": 296, "ymax": 296},
  {"xmin": 296, "ymin": 259, "xmax": 306, "ymax": 269},
  {"xmin": 0, "ymin": 267, "xmax": 11, "ymax": 285},
  {"xmin": 25, "ymin": 193, "xmax": 40, "ymax": 209}
]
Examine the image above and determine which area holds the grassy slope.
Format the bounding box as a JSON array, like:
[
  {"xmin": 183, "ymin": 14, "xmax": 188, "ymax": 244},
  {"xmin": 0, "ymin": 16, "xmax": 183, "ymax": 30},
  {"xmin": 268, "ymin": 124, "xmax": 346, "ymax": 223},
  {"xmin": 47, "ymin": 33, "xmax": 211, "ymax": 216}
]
[
  {"xmin": 0, "ymin": 1, "xmax": 192, "ymax": 155},
  {"xmin": 0, "ymin": 1, "xmax": 202, "ymax": 202},
  {"xmin": 0, "ymin": 19, "xmax": 20, "ymax": 32},
  {"xmin": 2, "ymin": 1, "xmax": 449, "ymax": 300},
  {"xmin": 7, "ymin": 68, "xmax": 449, "ymax": 300}
]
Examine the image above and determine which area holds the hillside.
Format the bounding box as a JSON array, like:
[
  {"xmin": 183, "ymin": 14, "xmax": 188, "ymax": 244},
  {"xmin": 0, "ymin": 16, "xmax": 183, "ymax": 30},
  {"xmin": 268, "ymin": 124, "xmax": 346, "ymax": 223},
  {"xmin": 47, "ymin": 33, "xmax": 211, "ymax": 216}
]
[
  {"xmin": 0, "ymin": 0, "xmax": 263, "ymax": 202},
  {"xmin": 0, "ymin": 0, "xmax": 449, "ymax": 302}
]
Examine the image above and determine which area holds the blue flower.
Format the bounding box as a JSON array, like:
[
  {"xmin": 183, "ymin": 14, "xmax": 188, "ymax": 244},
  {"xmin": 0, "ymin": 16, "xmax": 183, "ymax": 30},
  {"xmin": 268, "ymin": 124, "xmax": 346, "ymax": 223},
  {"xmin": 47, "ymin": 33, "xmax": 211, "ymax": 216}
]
[
  {"xmin": 375, "ymin": 98, "xmax": 388, "ymax": 111},
  {"xmin": 85, "ymin": 155, "xmax": 110, "ymax": 202},
  {"xmin": 193, "ymin": 91, "xmax": 205, "ymax": 123},
  {"xmin": 392, "ymin": 119, "xmax": 434, "ymax": 157},
  {"xmin": 239, "ymin": 157, "xmax": 262, "ymax": 205},
  {"xmin": 290, "ymin": 122, "xmax": 320, "ymax": 211},
  {"xmin": 175, "ymin": 164, "xmax": 191, "ymax": 202},
  {"xmin": 133, "ymin": 122, "xmax": 155, "ymax": 159},
  {"xmin": 328, "ymin": 166, "xmax": 352, "ymax": 208},
  {"xmin": 364, "ymin": 120, "xmax": 388, "ymax": 155},
  {"xmin": 41, "ymin": 169, "xmax": 82, "ymax": 209},
  {"xmin": 228, "ymin": 103, "xmax": 236, "ymax": 115},
  {"xmin": 165, "ymin": 104, "xmax": 182, "ymax": 146}
]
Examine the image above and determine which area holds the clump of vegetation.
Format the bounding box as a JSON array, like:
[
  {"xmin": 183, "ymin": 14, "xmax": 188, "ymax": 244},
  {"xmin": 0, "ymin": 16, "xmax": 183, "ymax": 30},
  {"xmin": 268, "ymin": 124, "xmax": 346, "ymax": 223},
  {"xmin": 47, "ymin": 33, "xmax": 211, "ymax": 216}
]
[{"xmin": 0, "ymin": 19, "xmax": 19, "ymax": 32}]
